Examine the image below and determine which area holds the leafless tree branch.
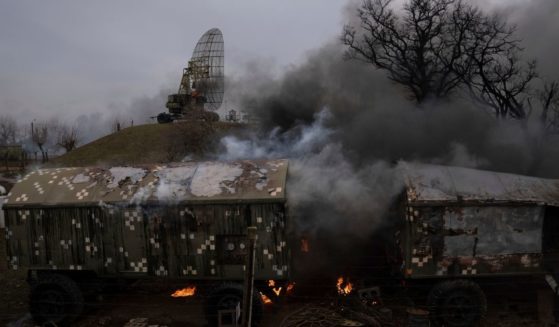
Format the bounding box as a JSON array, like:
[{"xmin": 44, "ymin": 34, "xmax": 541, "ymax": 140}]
[
  {"xmin": 57, "ymin": 125, "xmax": 79, "ymax": 153},
  {"xmin": 0, "ymin": 115, "xmax": 17, "ymax": 146},
  {"xmin": 31, "ymin": 121, "xmax": 50, "ymax": 162},
  {"xmin": 343, "ymin": 0, "xmax": 536, "ymax": 119}
]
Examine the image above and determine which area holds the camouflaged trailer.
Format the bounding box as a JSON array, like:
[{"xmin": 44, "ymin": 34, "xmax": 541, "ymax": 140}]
[
  {"xmin": 395, "ymin": 162, "xmax": 559, "ymax": 326},
  {"xmin": 2, "ymin": 159, "xmax": 289, "ymax": 325}
]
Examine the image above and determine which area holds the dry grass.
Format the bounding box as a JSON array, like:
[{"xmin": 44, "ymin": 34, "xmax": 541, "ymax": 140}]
[{"xmin": 49, "ymin": 121, "xmax": 245, "ymax": 167}]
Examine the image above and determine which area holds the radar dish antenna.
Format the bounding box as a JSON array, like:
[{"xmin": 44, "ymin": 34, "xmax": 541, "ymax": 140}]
[
  {"xmin": 189, "ymin": 28, "xmax": 224, "ymax": 111},
  {"xmin": 157, "ymin": 28, "xmax": 224, "ymax": 123}
]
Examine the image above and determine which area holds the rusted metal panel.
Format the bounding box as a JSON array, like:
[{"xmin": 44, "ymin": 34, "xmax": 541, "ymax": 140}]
[
  {"xmin": 401, "ymin": 162, "xmax": 559, "ymax": 206},
  {"xmin": 403, "ymin": 204, "xmax": 547, "ymax": 279},
  {"xmin": 443, "ymin": 206, "xmax": 542, "ymax": 256},
  {"xmin": 4, "ymin": 159, "xmax": 288, "ymax": 208}
]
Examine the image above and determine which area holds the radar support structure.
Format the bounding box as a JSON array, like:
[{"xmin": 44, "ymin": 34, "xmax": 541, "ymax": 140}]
[{"xmin": 156, "ymin": 28, "xmax": 224, "ymax": 123}]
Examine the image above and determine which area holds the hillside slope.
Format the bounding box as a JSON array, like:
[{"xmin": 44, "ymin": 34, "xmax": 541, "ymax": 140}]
[{"xmin": 50, "ymin": 121, "xmax": 245, "ymax": 167}]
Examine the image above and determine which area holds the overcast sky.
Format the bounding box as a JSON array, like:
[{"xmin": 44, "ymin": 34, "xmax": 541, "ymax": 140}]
[
  {"xmin": 0, "ymin": 0, "xmax": 349, "ymax": 124},
  {"xmin": 0, "ymin": 0, "xmax": 553, "ymax": 129}
]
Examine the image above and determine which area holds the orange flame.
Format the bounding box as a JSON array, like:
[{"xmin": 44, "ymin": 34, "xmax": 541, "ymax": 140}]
[
  {"xmin": 286, "ymin": 282, "xmax": 295, "ymax": 295},
  {"xmin": 336, "ymin": 277, "xmax": 353, "ymax": 296},
  {"xmin": 260, "ymin": 292, "xmax": 273, "ymax": 304},
  {"xmin": 171, "ymin": 286, "xmax": 196, "ymax": 297},
  {"xmin": 268, "ymin": 279, "xmax": 282, "ymax": 296},
  {"xmin": 301, "ymin": 238, "xmax": 309, "ymax": 252}
]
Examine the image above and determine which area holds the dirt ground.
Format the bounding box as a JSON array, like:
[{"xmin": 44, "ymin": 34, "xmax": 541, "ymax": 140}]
[
  {"xmin": 0, "ymin": 270, "xmax": 29, "ymax": 325},
  {"xmin": 0, "ymin": 233, "xmax": 552, "ymax": 327},
  {"xmin": 0, "ymin": 269, "xmax": 553, "ymax": 327}
]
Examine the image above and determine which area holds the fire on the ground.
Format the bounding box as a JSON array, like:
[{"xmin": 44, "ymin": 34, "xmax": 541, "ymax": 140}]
[
  {"xmin": 171, "ymin": 286, "xmax": 196, "ymax": 297},
  {"xmin": 259, "ymin": 280, "xmax": 296, "ymax": 304},
  {"xmin": 337, "ymin": 277, "xmax": 353, "ymax": 296}
]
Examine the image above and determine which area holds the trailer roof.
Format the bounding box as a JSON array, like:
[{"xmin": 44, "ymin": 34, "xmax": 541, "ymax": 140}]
[
  {"xmin": 4, "ymin": 159, "xmax": 288, "ymax": 207},
  {"xmin": 402, "ymin": 162, "xmax": 559, "ymax": 206}
]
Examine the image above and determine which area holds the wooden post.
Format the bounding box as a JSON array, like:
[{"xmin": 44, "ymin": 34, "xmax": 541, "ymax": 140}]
[
  {"xmin": 0, "ymin": 229, "xmax": 6, "ymax": 271},
  {"xmin": 242, "ymin": 226, "xmax": 257, "ymax": 327}
]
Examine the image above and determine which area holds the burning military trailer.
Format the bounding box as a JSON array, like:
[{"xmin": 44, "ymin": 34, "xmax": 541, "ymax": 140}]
[{"xmin": 4, "ymin": 159, "xmax": 559, "ymax": 326}]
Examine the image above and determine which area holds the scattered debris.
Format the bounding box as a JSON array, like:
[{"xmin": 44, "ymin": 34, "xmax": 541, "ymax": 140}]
[{"xmin": 280, "ymin": 305, "xmax": 364, "ymax": 327}]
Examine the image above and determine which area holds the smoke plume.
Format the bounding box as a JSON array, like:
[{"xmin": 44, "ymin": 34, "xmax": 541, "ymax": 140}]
[
  {"xmin": 232, "ymin": 38, "xmax": 559, "ymax": 176},
  {"xmin": 216, "ymin": 0, "xmax": 559, "ymax": 277},
  {"xmin": 219, "ymin": 109, "xmax": 402, "ymax": 237}
]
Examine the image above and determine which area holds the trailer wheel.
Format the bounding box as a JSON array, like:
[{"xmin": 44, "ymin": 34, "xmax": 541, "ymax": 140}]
[
  {"xmin": 29, "ymin": 273, "xmax": 84, "ymax": 326},
  {"xmin": 427, "ymin": 279, "xmax": 486, "ymax": 327},
  {"xmin": 205, "ymin": 284, "xmax": 263, "ymax": 326}
]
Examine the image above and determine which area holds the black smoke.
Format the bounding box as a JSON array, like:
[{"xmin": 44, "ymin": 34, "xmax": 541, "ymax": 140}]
[
  {"xmin": 218, "ymin": 0, "xmax": 559, "ymax": 279},
  {"xmin": 231, "ymin": 0, "xmax": 559, "ymax": 177}
]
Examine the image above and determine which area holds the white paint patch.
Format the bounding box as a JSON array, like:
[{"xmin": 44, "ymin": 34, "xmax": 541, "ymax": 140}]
[
  {"xmin": 72, "ymin": 173, "xmax": 90, "ymax": 184},
  {"xmin": 254, "ymin": 170, "xmax": 268, "ymax": 191},
  {"xmin": 190, "ymin": 162, "xmax": 243, "ymax": 197},
  {"xmin": 108, "ymin": 167, "xmax": 146, "ymax": 188},
  {"xmin": 153, "ymin": 166, "xmax": 197, "ymax": 202},
  {"xmin": 156, "ymin": 166, "xmax": 197, "ymax": 183}
]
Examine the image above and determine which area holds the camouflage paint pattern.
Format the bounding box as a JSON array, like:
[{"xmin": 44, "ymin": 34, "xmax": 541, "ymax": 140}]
[
  {"xmin": 3, "ymin": 160, "xmax": 290, "ymax": 280},
  {"xmin": 397, "ymin": 162, "xmax": 559, "ymax": 279}
]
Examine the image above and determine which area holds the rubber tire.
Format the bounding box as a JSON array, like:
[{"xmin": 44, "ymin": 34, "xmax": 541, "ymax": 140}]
[
  {"xmin": 29, "ymin": 274, "xmax": 84, "ymax": 326},
  {"xmin": 205, "ymin": 284, "xmax": 263, "ymax": 327},
  {"xmin": 428, "ymin": 279, "xmax": 487, "ymax": 327}
]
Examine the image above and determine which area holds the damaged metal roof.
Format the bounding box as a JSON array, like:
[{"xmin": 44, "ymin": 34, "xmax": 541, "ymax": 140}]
[
  {"xmin": 4, "ymin": 159, "xmax": 288, "ymax": 207},
  {"xmin": 401, "ymin": 162, "xmax": 559, "ymax": 206}
]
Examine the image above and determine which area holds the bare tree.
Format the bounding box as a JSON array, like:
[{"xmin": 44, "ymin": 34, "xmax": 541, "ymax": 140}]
[
  {"xmin": 342, "ymin": 0, "xmax": 481, "ymax": 103},
  {"xmin": 537, "ymin": 80, "xmax": 559, "ymax": 133},
  {"xmin": 57, "ymin": 125, "xmax": 79, "ymax": 153},
  {"xmin": 31, "ymin": 121, "xmax": 50, "ymax": 162},
  {"xmin": 464, "ymin": 15, "xmax": 537, "ymax": 119},
  {"xmin": 112, "ymin": 118, "xmax": 123, "ymax": 133},
  {"xmin": 343, "ymin": 0, "xmax": 535, "ymax": 118},
  {"xmin": 0, "ymin": 115, "xmax": 17, "ymax": 146}
]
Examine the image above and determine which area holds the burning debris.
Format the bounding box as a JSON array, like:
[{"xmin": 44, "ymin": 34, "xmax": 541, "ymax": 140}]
[
  {"xmin": 260, "ymin": 280, "xmax": 297, "ymax": 304},
  {"xmin": 286, "ymin": 282, "xmax": 295, "ymax": 295},
  {"xmin": 268, "ymin": 280, "xmax": 282, "ymax": 297},
  {"xmin": 260, "ymin": 292, "xmax": 273, "ymax": 305},
  {"xmin": 170, "ymin": 286, "xmax": 196, "ymax": 298},
  {"xmin": 336, "ymin": 277, "xmax": 353, "ymax": 296},
  {"xmin": 8, "ymin": 155, "xmax": 559, "ymax": 327},
  {"xmin": 4, "ymin": 0, "xmax": 559, "ymax": 326}
]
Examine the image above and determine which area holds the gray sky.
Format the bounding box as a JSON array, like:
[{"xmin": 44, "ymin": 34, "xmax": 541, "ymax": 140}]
[
  {"xmin": 0, "ymin": 0, "xmax": 552, "ymax": 130},
  {"xmin": 0, "ymin": 0, "xmax": 348, "ymax": 124}
]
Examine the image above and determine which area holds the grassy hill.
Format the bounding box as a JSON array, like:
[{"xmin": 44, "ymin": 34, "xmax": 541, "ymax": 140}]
[{"xmin": 50, "ymin": 121, "xmax": 245, "ymax": 167}]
